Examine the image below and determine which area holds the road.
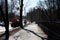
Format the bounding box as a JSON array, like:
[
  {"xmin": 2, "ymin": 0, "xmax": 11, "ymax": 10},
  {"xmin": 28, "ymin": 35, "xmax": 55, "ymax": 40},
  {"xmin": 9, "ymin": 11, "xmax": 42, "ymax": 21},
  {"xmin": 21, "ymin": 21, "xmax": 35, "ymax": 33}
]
[{"xmin": 9, "ymin": 22, "xmax": 48, "ymax": 40}]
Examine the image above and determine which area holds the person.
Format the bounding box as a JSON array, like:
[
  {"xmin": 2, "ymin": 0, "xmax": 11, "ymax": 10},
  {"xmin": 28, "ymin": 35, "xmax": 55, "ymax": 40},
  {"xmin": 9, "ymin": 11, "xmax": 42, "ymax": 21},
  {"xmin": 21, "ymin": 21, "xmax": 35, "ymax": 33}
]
[{"xmin": 24, "ymin": 20, "xmax": 27, "ymax": 25}]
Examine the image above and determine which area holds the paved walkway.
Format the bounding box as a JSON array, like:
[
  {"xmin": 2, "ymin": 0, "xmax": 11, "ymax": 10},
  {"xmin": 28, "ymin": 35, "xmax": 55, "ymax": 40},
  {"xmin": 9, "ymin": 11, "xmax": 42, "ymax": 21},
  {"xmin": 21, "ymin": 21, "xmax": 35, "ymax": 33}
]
[{"xmin": 9, "ymin": 22, "xmax": 48, "ymax": 40}]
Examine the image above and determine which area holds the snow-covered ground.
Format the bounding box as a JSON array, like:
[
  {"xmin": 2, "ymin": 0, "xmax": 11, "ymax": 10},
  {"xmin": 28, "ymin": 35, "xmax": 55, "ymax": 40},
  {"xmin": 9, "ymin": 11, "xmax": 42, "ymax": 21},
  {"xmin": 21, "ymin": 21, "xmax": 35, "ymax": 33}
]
[
  {"xmin": 9, "ymin": 22, "xmax": 48, "ymax": 40},
  {"xmin": 0, "ymin": 21, "xmax": 30, "ymax": 34},
  {"xmin": 22, "ymin": 20, "xmax": 30, "ymax": 26},
  {"xmin": 0, "ymin": 24, "xmax": 12, "ymax": 32}
]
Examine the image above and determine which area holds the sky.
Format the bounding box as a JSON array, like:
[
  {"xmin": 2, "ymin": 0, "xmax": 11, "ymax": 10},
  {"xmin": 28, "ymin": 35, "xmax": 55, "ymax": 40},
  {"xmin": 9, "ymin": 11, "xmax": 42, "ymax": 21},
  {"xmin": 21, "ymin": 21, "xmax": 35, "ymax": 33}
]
[
  {"xmin": 23, "ymin": 0, "xmax": 45, "ymax": 12},
  {"xmin": 8, "ymin": 0, "xmax": 43, "ymax": 16},
  {"xmin": 23, "ymin": 0, "xmax": 47, "ymax": 16},
  {"xmin": 23, "ymin": 0, "xmax": 40, "ymax": 16},
  {"xmin": 0, "ymin": 0, "xmax": 47, "ymax": 16}
]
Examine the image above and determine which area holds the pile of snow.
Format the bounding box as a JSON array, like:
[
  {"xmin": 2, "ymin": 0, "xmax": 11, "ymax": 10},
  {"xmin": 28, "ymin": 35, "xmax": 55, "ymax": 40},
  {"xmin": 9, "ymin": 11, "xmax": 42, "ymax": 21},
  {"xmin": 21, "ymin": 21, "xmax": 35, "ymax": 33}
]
[{"xmin": 0, "ymin": 23, "xmax": 13, "ymax": 33}]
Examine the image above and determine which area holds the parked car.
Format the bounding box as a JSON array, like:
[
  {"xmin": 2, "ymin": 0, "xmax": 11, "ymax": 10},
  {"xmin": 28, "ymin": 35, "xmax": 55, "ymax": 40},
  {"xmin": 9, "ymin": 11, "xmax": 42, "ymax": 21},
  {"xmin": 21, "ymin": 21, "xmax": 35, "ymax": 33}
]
[{"xmin": 0, "ymin": 21, "xmax": 5, "ymax": 26}]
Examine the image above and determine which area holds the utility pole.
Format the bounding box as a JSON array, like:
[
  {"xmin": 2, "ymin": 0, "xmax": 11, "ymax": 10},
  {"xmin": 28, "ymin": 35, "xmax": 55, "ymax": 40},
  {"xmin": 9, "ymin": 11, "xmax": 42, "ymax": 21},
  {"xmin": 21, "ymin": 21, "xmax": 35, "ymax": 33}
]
[
  {"xmin": 20, "ymin": 0, "xmax": 24, "ymax": 29},
  {"xmin": 5, "ymin": 0, "xmax": 9, "ymax": 40}
]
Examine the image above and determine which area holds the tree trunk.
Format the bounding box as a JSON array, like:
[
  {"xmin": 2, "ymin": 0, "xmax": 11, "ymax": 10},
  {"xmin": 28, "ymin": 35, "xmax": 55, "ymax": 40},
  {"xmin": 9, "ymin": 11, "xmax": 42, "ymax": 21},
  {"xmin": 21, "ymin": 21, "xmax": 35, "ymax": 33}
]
[
  {"xmin": 20, "ymin": 0, "xmax": 24, "ymax": 29},
  {"xmin": 5, "ymin": 0, "xmax": 9, "ymax": 40}
]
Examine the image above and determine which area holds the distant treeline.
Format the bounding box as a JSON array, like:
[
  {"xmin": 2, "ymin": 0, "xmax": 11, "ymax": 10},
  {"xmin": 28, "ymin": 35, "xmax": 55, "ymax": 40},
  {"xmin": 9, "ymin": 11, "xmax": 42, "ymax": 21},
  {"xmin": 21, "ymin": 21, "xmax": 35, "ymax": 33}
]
[{"xmin": 26, "ymin": 0, "xmax": 60, "ymax": 40}]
